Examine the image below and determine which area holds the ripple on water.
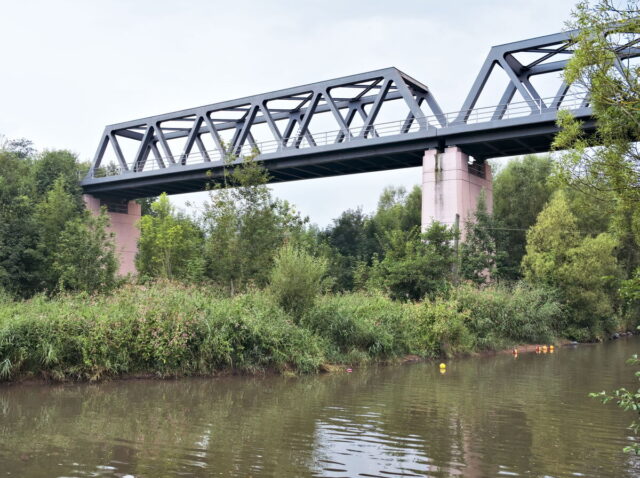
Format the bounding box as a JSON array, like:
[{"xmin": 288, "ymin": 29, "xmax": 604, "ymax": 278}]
[{"xmin": 1, "ymin": 339, "xmax": 640, "ymax": 477}]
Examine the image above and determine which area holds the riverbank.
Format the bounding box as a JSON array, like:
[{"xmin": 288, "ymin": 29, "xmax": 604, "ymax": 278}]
[{"xmin": 0, "ymin": 281, "xmax": 613, "ymax": 383}]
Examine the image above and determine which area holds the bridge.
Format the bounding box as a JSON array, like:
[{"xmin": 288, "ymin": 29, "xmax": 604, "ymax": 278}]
[{"xmin": 80, "ymin": 29, "xmax": 640, "ymax": 274}]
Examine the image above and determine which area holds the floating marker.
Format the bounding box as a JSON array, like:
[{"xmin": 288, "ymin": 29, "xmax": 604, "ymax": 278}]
[
  {"xmin": 346, "ymin": 368, "xmax": 353, "ymax": 373},
  {"xmin": 439, "ymin": 363, "xmax": 446, "ymax": 370}
]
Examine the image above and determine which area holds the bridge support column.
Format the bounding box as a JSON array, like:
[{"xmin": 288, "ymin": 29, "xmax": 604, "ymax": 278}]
[
  {"xmin": 421, "ymin": 146, "xmax": 492, "ymax": 238},
  {"xmin": 83, "ymin": 195, "xmax": 141, "ymax": 276}
]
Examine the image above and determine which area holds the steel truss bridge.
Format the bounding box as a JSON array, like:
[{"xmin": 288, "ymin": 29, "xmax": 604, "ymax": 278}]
[{"xmin": 81, "ymin": 29, "xmax": 640, "ymax": 199}]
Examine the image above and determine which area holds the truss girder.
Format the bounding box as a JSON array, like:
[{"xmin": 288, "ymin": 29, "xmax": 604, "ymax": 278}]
[
  {"xmin": 87, "ymin": 67, "xmax": 440, "ymax": 177},
  {"xmin": 83, "ymin": 28, "xmax": 640, "ymax": 195},
  {"xmin": 454, "ymin": 29, "xmax": 640, "ymax": 124}
]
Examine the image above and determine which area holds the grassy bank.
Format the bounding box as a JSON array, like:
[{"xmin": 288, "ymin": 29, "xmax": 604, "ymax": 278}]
[{"xmin": 0, "ymin": 282, "xmax": 567, "ymax": 382}]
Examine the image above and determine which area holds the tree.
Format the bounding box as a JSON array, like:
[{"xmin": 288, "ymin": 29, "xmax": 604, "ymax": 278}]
[
  {"xmin": 53, "ymin": 211, "xmax": 118, "ymax": 292},
  {"xmin": 136, "ymin": 193, "xmax": 204, "ymax": 281},
  {"xmin": 33, "ymin": 150, "xmax": 85, "ymax": 203},
  {"xmin": 321, "ymin": 208, "xmax": 379, "ymax": 291},
  {"xmin": 522, "ymin": 191, "xmax": 619, "ymax": 339},
  {"xmin": 460, "ymin": 191, "xmax": 506, "ymax": 284},
  {"xmin": 368, "ymin": 222, "xmax": 457, "ymax": 301},
  {"xmin": 0, "ymin": 149, "xmax": 40, "ymax": 296},
  {"xmin": 493, "ymin": 155, "xmax": 558, "ymax": 279},
  {"xmin": 34, "ymin": 178, "xmax": 84, "ymax": 290},
  {"xmin": 372, "ymin": 185, "xmax": 422, "ymax": 234},
  {"xmin": 554, "ymin": 0, "xmax": 640, "ymax": 282},
  {"xmin": 202, "ymin": 156, "xmax": 306, "ymax": 293}
]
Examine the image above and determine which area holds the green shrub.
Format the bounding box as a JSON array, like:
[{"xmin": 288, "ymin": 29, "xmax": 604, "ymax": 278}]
[
  {"xmin": 452, "ymin": 282, "xmax": 562, "ymax": 348},
  {"xmin": 412, "ymin": 298, "xmax": 473, "ymax": 357},
  {"xmin": 0, "ymin": 283, "xmax": 327, "ymax": 381},
  {"xmin": 268, "ymin": 243, "xmax": 328, "ymax": 319},
  {"xmin": 301, "ymin": 292, "xmax": 412, "ymax": 362}
]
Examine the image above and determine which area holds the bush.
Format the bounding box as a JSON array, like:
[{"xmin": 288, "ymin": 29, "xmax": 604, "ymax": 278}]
[
  {"xmin": 268, "ymin": 243, "xmax": 328, "ymax": 319},
  {"xmin": 412, "ymin": 298, "xmax": 473, "ymax": 357},
  {"xmin": 452, "ymin": 282, "xmax": 562, "ymax": 348},
  {"xmin": 301, "ymin": 292, "xmax": 413, "ymax": 362},
  {"xmin": 0, "ymin": 283, "xmax": 327, "ymax": 381}
]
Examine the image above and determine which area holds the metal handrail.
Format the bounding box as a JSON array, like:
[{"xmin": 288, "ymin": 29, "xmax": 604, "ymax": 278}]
[{"xmin": 90, "ymin": 93, "xmax": 587, "ymax": 178}]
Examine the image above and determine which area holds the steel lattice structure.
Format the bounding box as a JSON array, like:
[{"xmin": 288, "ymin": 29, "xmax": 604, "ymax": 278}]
[{"xmin": 81, "ymin": 29, "xmax": 640, "ymax": 198}]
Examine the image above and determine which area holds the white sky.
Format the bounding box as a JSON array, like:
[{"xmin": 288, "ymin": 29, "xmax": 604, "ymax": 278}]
[{"xmin": 0, "ymin": 0, "xmax": 577, "ymax": 226}]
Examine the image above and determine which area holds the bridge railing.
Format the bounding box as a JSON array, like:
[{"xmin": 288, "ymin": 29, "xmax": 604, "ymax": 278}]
[{"xmin": 89, "ymin": 92, "xmax": 586, "ymax": 179}]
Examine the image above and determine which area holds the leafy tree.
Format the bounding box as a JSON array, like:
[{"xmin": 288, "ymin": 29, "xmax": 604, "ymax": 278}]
[
  {"xmin": 460, "ymin": 191, "xmax": 506, "ymax": 284},
  {"xmin": 53, "ymin": 211, "xmax": 118, "ymax": 292},
  {"xmin": 1, "ymin": 137, "xmax": 35, "ymax": 159},
  {"xmin": 0, "ymin": 149, "xmax": 40, "ymax": 296},
  {"xmin": 321, "ymin": 208, "xmax": 378, "ymax": 291},
  {"xmin": 136, "ymin": 196, "xmax": 158, "ymax": 216},
  {"xmin": 372, "ymin": 185, "xmax": 422, "ymax": 234},
  {"xmin": 522, "ymin": 191, "xmax": 619, "ymax": 338},
  {"xmin": 136, "ymin": 193, "xmax": 204, "ymax": 281},
  {"xmin": 33, "ymin": 150, "xmax": 85, "ymax": 203},
  {"xmin": 202, "ymin": 156, "xmax": 306, "ymax": 293},
  {"xmin": 0, "ymin": 141, "xmax": 115, "ymax": 296},
  {"xmin": 319, "ymin": 185, "xmax": 423, "ymax": 292},
  {"xmin": 554, "ymin": 0, "xmax": 640, "ymax": 285},
  {"xmin": 493, "ymin": 155, "xmax": 558, "ymax": 279},
  {"xmin": 34, "ymin": 178, "xmax": 84, "ymax": 290},
  {"xmin": 368, "ymin": 222, "xmax": 457, "ymax": 301}
]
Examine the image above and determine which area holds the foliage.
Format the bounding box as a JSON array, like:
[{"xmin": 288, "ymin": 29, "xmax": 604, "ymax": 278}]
[
  {"xmin": 320, "ymin": 207, "xmax": 379, "ymax": 291},
  {"xmin": 136, "ymin": 193, "xmax": 204, "ymax": 281},
  {"xmin": 268, "ymin": 243, "xmax": 328, "ymax": 318},
  {"xmin": 301, "ymin": 292, "xmax": 414, "ymax": 362},
  {"xmin": 554, "ymin": 0, "xmax": 640, "ymax": 275},
  {"xmin": 492, "ymin": 155, "xmax": 558, "ymax": 279},
  {"xmin": 522, "ymin": 191, "xmax": 619, "ymax": 339},
  {"xmin": 52, "ymin": 212, "xmax": 118, "ymax": 293},
  {"xmin": 591, "ymin": 354, "xmax": 640, "ymax": 455},
  {"xmin": 452, "ymin": 282, "xmax": 562, "ymax": 349},
  {"xmin": 372, "ymin": 185, "xmax": 422, "ymax": 235},
  {"xmin": 367, "ymin": 222, "xmax": 457, "ymax": 301},
  {"xmin": 0, "ymin": 283, "xmax": 327, "ymax": 380},
  {"xmin": 0, "ymin": 143, "xmax": 116, "ymax": 297},
  {"xmin": 460, "ymin": 190, "xmax": 506, "ymax": 284},
  {"xmin": 202, "ymin": 156, "xmax": 307, "ymax": 293},
  {"xmin": 412, "ymin": 298, "xmax": 473, "ymax": 357},
  {"xmin": 32, "ymin": 150, "xmax": 85, "ymax": 202}
]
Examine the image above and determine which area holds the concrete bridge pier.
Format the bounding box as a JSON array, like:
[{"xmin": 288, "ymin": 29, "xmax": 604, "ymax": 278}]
[
  {"xmin": 421, "ymin": 146, "xmax": 492, "ymax": 237},
  {"xmin": 83, "ymin": 195, "xmax": 141, "ymax": 276}
]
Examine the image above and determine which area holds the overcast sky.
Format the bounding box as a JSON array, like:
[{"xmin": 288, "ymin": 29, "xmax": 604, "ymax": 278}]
[{"xmin": 0, "ymin": 0, "xmax": 578, "ymax": 226}]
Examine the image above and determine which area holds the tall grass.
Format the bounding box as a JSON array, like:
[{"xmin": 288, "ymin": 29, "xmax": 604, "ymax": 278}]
[
  {"xmin": 452, "ymin": 282, "xmax": 563, "ymax": 349},
  {"xmin": 0, "ymin": 281, "xmax": 566, "ymax": 382}
]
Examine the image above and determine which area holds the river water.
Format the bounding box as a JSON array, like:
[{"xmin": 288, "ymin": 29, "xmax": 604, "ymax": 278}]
[{"xmin": 1, "ymin": 338, "xmax": 639, "ymax": 477}]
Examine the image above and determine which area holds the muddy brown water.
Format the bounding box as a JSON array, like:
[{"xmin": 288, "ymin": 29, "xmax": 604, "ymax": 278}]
[{"xmin": 1, "ymin": 338, "xmax": 639, "ymax": 477}]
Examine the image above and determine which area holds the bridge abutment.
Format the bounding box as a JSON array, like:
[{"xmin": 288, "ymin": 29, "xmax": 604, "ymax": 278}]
[
  {"xmin": 83, "ymin": 195, "xmax": 140, "ymax": 276},
  {"xmin": 421, "ymin": 146, "xmax": 492, "ymax": 237}
]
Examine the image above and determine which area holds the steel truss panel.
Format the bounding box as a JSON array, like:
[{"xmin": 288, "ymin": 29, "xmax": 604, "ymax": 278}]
[{"xmin": 82, "ymin": 29, "xmax": 640, "ymax": 198}]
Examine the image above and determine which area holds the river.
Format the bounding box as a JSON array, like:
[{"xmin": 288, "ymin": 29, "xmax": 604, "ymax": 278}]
[{"xmin": 1, "ymin": 338, "xmax": 639, "ymax": 477}]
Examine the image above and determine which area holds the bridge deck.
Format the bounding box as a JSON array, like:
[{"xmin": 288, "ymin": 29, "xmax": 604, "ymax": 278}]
[{"xmin": 81, "ymin": 29, "xmax": 636, "ymax": 199}]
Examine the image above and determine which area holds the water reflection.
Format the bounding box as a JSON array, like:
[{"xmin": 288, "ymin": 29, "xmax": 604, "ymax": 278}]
[{"xmin": 0, "ymin": 338, "xmax": 639, "ymax": 477}]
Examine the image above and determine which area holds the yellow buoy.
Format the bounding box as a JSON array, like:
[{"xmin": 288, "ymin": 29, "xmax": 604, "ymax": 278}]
[
  {"xmin": 550, "ymin": 345, "xmax": 555, "ymax": 351},
  {"xmin": 439, "ymin": 363, "xmax": 446, "ymax": 369}
]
